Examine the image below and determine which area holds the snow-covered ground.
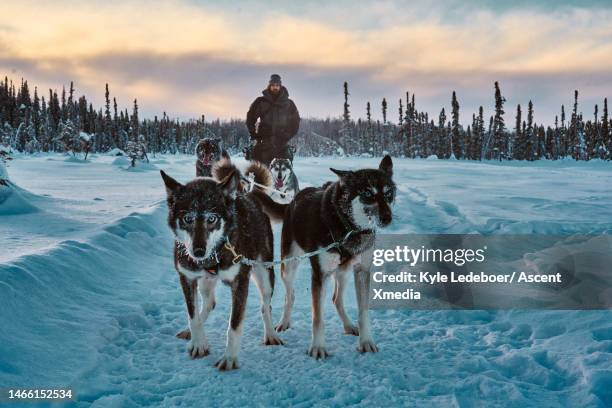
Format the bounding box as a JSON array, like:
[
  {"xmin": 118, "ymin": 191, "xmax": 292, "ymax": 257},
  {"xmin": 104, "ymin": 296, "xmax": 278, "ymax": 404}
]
[{"xmin": 1, "ymin": 154, "xmax": 611, "ymax": 407}]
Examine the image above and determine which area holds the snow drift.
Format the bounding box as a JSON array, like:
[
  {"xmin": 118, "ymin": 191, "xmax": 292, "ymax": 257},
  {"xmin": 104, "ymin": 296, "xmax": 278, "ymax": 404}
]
[{"xmin": 0, "ymin": 157, "xmax": 38, "ymax": 215}]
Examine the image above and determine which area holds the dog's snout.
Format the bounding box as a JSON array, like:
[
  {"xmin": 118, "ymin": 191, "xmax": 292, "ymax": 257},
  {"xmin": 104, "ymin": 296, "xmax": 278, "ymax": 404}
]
[
  {"xmin": 378, "ymin": 210, "xmax": 392, "ymax": 226},
  {"xmin": 193, "ymin": 248, "xmax": 205, "ymax": 258},
  {"xmin": 379, "ymin": 215, "xmax": 392, "ymax": 226}
]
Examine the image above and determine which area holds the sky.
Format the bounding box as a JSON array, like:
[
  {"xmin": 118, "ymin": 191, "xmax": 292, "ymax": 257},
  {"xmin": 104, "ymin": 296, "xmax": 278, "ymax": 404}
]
[{"xmin": 1, "ymin": 0, "xmax": 611, "ymax": 126}]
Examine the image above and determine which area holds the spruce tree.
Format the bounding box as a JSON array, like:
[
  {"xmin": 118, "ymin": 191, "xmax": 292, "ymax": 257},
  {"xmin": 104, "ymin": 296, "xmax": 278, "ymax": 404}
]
[
  {"xmin": 451, "ymin": 91, "xmax": 461, "ymax": 158},
  {"xmin": 104, "ymin": 83, "xmax": 113, "ymax": 149},
  {"xmin": 382, "ymin": 98, "xmax": 387, "ymax": 124},
  {"xmin": 131, "ymin": 99, "xmax": 139, "ymax": 141},
  {"xmin": 514, "ymin": 104, "xmax": 523, "ymax": 159},
  {"xmin": 602, "ymin": 98, "xmax": 609, "ymax": 159},
  {"xmin": 438, "ymin": 108, "xmax": 448, "ymax": 158},
  {"xmin": 491, "ymin": 81, "xmax": 506, "ymax": 160},
  {"xmin": 526, "ymin": 101, "xmax": 534, "ymax": 160},
  {"xmin": 343, "ymin": 82, "xmax": 350, "ymax": 123}
]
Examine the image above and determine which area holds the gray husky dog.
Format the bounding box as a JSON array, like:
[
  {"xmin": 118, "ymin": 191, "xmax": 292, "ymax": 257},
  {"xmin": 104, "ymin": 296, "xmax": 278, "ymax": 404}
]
[
  {"xmin": 160, "ymin": 159, "xmax": 282, "ymax": 371},
  {"xmin": 269, "ymin": 158, "xmax": 299, "ymax": 202},
  {"xmin": 195, "ymin": 138, "xmax": 230, "ymax": 177},
  {"xmin": 252, "ymin": 155, "xmax": 395, "ymax": 359}
]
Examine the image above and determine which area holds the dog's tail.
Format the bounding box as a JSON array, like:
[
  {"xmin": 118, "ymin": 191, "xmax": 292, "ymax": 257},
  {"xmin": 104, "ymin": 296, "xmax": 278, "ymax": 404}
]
[
  {"xmin": 213, "ymin": 158, "xmax": 273, "ymax": 195},
  {"xmin": 212, "ymin": 157, "xmax": 237, "ymax": 182},
  {"xmin": 243, "ymin": 161, "xmax": 273, "ymax": 191},
  {"xmin": 250, "ymin": 189, "xmax": 288, "ymax": 222}
]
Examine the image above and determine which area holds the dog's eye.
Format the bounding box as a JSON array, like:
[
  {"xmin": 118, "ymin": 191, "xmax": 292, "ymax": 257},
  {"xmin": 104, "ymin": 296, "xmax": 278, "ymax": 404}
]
[
  {"xmin": 206, "ymin": 214, "xmax": 218, "ymax": 224},
  {"xmin": 384, "ymin": 188, "xmax": 394, "ymax": 201},
  {"xmin": 182, "ymin": 214, "xmax": 195, "ymax": 224},
  {"xmin": 361, "ymin": 190, "xmax": 374, "ymax": 198}
]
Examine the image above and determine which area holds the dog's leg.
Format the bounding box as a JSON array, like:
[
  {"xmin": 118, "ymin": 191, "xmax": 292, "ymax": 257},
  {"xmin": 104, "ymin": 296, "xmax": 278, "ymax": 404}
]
[
  {"xmin": 179, "ymin": 274, "xmax": 209, "ymax": 358},
  {"xmin": 176, "ymin": 277, "xmax": 217, "ymax": 341},
  {"xmin": 198, "ymin": 276, "xmax": 217, "ymax": 322},
  {"xmin": 333, "ymin": 269, "xmax": 359, "ymax": 336},
  {"xmin": 275, "ymin": 243, "xmax": 301, "ymax": 332},
  {"xmin": 354, "ymin": 262, "xmax": 378, "ymax": 353},
  {"xmin": 308, "ymin": 255, "xmax": 329, "ymax": 359},
  {"xmin": 253, "ymin": 264, "xmax": 284, "ymax": 345},
  {"xmin": 216, "ymin": 265, "xmax": 250, "ymax": 371}
]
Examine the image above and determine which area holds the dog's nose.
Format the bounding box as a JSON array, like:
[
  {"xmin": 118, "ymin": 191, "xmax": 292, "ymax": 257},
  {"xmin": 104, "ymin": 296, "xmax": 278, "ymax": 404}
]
[
  {"xmin": 379, "ymin": 215, "xmax": 392, "ymax": 226},
  {"xmin": 193, "ymin": 248, "xmax": 205, "ymax": 258}
]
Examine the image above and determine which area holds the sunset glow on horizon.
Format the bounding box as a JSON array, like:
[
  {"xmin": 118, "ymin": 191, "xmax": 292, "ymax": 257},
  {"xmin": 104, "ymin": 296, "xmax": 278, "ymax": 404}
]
[{"xmin": 2, "ymin": 0, "xmax": 611, "ymax": 124}]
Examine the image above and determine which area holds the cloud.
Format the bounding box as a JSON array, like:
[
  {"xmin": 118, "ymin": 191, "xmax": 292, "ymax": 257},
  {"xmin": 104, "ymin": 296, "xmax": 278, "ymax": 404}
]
[{"xmin": 0, "ymin": 0, "xmax": 611, "ymax": 124}]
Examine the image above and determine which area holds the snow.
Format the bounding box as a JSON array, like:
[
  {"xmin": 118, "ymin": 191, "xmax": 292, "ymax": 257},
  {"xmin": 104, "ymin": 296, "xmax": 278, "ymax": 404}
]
[
  {"xmin": 79, "ymin": 131, "xmax": 92, "ymax": 142},
  {"xmin": 107, "ymin": 148, "xmax": 126, "ymax": 156},
  {"xmin": 0, "ymin": 160, "xmax": 8, "ymax": 181},
  {"xmin": 0, "ymin": 153, "xmax": 611, "ymax": 407}
]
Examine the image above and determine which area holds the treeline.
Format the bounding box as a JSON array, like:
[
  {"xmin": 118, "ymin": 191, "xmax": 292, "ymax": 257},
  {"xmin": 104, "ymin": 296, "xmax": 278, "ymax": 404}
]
[
  {"xmin": 0, "ymin": 76, "xmax": 610, "ymax": 160},
  {"xmin": 0, "ymin": 78, "xmax": 251, "ymax": 156},
  {"xmin": 338, "ymin": 81, "xmax": 611, "ymax": 160}
]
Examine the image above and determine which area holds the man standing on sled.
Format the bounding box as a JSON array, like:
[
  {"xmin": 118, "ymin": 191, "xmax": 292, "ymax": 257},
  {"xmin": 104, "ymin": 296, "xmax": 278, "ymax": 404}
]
[{"xmin": 246, "ymin": 74, "xmax": 300, "ymax": 165}]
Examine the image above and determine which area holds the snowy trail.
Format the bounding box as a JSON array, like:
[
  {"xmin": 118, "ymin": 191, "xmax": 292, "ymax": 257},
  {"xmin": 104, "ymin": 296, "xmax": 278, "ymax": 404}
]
[{"xmin": 1, "ymin": 155, "xmax": 611, "ymax": 407}]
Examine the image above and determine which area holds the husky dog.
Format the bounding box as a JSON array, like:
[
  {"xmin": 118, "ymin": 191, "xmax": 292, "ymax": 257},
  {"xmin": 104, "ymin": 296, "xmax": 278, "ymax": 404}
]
[
  {"xmin": 160, "ymin": 159, "xmax": 282, "ymax": 371},
  {"xmin": 269, "ymin": 158, "xmax": 299, "ymax": 203},
  {"xmin": 195, "ymin": 138, "xmax": 229, "ymax": 177},
  {"xmin": 252, "ymin": 155, "xmax": 395, "ymax": 359}
]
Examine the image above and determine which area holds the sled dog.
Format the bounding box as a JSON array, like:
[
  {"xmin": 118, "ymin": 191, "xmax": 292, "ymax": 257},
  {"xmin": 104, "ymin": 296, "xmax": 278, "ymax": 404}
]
[
  {"xmin": 252, "ymin": 155, "xmax": 395, "ymax": 359},
  {"xmin": 195, "ymin": 138, "xmax": 229, "ymax": 177},
  {"xmin": 269, "ymin": 158, "xmax": 299, "ymax": 203},
  {"xmin": 161, "ymin": 159, "xmax": 281, "ymax": 371}
]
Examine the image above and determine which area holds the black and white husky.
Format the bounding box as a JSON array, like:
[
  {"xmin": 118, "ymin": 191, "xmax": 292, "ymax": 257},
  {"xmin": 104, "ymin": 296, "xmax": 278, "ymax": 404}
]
[
  {"xmin": 160, "ymin": 159, "xmax": 282, "ymax": 371},
  {"xmin": 195, "ymin": 138, "xmax": 229, "ymax": 177},
  {"xmin": 252, "ymin": 155, "xmax": 395, "ymax": 359},
  {"xmin": 269, "ymin": 158, "xmax": 299, "ymax": 203}
]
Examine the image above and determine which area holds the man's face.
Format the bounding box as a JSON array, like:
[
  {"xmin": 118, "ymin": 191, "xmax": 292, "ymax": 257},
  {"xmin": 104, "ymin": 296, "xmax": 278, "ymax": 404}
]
[{"xmin": 269, "ymin": 83, "xmax": 281, "ymax": 93}]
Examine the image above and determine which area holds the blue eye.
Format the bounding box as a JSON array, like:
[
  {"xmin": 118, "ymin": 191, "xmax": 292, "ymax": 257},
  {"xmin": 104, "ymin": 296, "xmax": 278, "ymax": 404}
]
[
  {"xmin": 385, "ymin": 189, "xmax": 394, "ymax": 200},
  {"xmin": 206, "ymin": 214, "xmax": 218, "ymax": 224},
  {"xmin": 182, "ymin": 214, "xmax": 195, "ymax": 224},
  {"xmin": 362, "ymin": 190, "xmax": 373, "ymax": 198}
]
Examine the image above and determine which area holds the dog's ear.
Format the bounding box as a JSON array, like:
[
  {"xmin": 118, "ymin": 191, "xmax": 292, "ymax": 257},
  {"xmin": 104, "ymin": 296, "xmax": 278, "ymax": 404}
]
[
  {"xmin": 330, "ymin": 168, "xmax": 353, "ymax": 179},
  {"xmin": 160, "ymin": 170, "xmax": 182, "ymax": 196},
  {"xmin": 379, "ymin": 155, "xmax": 393, "ymax": 177},
  {"xmin": 218, "ymin": 169, "xmax": 239, "ymax": 199}
]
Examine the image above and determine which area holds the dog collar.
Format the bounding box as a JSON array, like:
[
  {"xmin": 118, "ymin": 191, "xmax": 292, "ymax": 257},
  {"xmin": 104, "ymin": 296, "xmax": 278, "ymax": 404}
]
[{"xmin": 177, "ymin": 236, "xmax": 243, "ymax": 276}]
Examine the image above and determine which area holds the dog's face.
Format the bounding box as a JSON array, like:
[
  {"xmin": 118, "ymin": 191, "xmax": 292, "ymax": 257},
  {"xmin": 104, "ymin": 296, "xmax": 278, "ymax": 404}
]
[
  {"xmin": 196, "ymin": 138, "xmax": 222, "ymax": 165},
  {"xmin": 160, "ymin": 170, "xmax": 238, "ymax": 261},
  {"xmin": 331, "ymin": 155, "xmax": 395, "ymax": 229},
  {"xmin": 269, "ymin": 158, "xmax": 293, "ymax": 189}
]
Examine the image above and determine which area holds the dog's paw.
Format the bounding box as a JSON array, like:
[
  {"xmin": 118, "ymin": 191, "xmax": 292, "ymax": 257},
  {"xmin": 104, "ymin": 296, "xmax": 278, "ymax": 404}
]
[
  {"xmin": 343, "ymin": 325, "xmax": 359, "ymax": 336},
  {"xmin": 176, "ymin": 329, "xmax": 191, "ymax": 340},
  {"xmin": 264, "ymin": 333, "xmax": 284, "ymax": 346},
  {"xmin": 357, "ymin": 338, "xmax": 379, "ymax": 353},
  {"xmin": 308, "ymin": 345, "xmax": 330, "ymax": 360},
  {"xmin": 187, "ymin": 340, "xmax": 209, "ymax": 359},
  {"xmin": 215, "ymin": 355, "xmax": 240, "ymax": 371},
  {"xmin": 275, "ymin": 320, "xmax": 291, "ymax": 332}
]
